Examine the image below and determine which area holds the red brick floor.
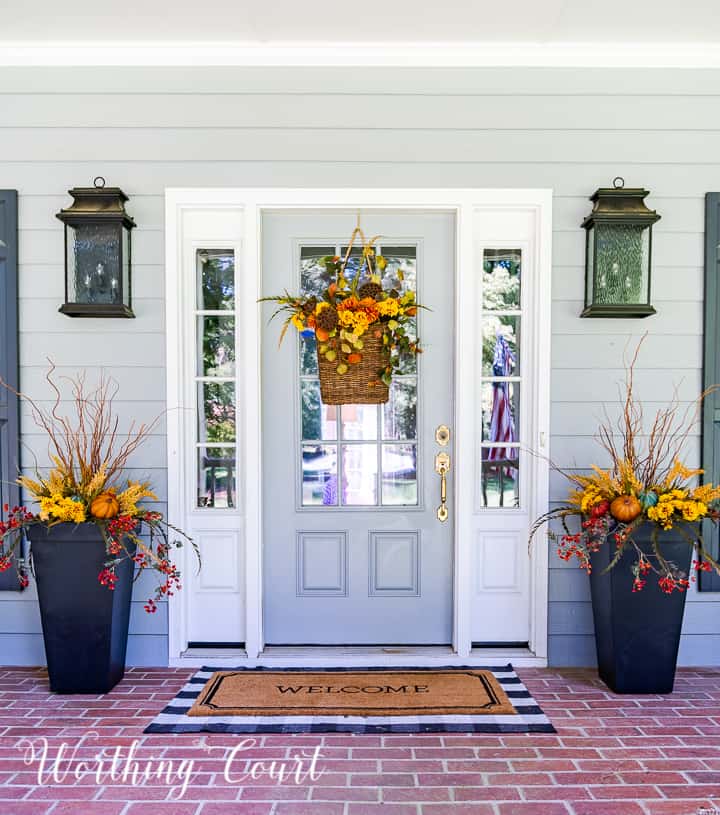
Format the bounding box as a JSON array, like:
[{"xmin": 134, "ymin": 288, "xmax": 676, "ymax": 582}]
[{"xmin": 0, "ymin": 666, "xmax": 719, "ymax": 815}]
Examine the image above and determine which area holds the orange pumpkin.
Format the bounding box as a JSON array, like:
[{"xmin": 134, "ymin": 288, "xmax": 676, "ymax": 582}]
[
  {"xmin": 90, "ymin": 492, "xmax": 120, "ymax": 520},
  {"xmin": 610, "ymin": 495, "xmax": 642, "ymax": 523}
]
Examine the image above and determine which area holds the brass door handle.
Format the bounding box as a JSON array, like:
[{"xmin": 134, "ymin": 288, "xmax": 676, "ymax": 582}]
[{"xmin": 435, "ymin": 452, "xmax": 450, "ymax": 522}]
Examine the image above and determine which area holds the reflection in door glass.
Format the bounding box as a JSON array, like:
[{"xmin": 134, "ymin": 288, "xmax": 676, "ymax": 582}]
[
  {"xmin": 298, "ymin": 244, "xmax": 419, "ymax": 508},
  {"xmin": 197, "ymin": 316, "xmax": 235, "ymax": 377},
  {"xmin": 301, "ymin": 380, "xmax": 337, "ymax": 441},
  {"xmin": 480, "ymin": 248, "xmax": 521, "ymax": 509},
  {"xmin": 302, "ymin": 444, "xmax": 338, "ymax": 506},
  {"xmin": 382, "ymin": 379, "xmax": 417, "ymax": 440},
  {"xmin": 340, "ymin": 404, "xmax": 377, "ymax": 440},
  {"xmin": 480, "ymin": 461, "xmax": 519, "ymax": 508},
  {"xmin": 195, "ymin": 249, "xmax": 237, "ymax": 508},
  {"xmin": 482, "ymin": 315, "xmax": 520, "ymax": 376},
  {"xmin": 300, "ymin": 246, "xmax": 335, "ymax": 298},
  {"xmin": 198, "ymin": 446, "xmax": 236, "ymax": 508},
  {"xmin": 196, "ymin": 249, "xmax": 235, "ymax": 310},
  {"xmin": 382, "ymin": 444, "xmax": 418, "ymax": 505},
  {"xmin": 483, "ymin": 249, "xmax": 521, "ymax": 310},
  {"xmin": 342, "ymin": 444, "xmax": 378, "ymax": 506},
  {"xmin": 197, "ymin": 382, "xmax": 236, "ymax": 444}
]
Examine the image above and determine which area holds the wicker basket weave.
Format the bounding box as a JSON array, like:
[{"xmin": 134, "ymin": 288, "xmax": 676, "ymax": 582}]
[{"xmin": 317, "ymin": 331, "xmax": 390, "ymax": 405}]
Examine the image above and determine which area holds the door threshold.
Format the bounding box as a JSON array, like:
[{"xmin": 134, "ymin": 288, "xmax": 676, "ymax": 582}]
[{"xmin": 171, "ymin": 644, "xmax": 546, "ymax": 668}]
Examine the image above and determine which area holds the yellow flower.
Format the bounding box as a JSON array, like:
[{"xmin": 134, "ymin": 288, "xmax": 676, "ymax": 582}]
[
  {"xmin": 291, "ymin": 313, "xmax": 305, "ymax": 331},
  {"xmin": 39, "ymin": 494, "xmax": 87, "ymax": 523},
  {"xmin": 376, "ymin": 298, "xmax": 400, "ymax": 317}
]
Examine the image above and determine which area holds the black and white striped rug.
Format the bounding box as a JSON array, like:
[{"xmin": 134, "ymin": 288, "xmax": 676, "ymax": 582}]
[{"xmin": 144, "ymin": 664, "xmax": 555, "ymax": 734}]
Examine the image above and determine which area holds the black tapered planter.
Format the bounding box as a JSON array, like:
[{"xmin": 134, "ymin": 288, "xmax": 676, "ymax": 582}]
[
  {"xmin": 589, "ymin": 523, "xmax": 694, "ymax": 694},
  {"xmin": 27, "ymin": 523, "xmax": 135, "ymax": 694}
]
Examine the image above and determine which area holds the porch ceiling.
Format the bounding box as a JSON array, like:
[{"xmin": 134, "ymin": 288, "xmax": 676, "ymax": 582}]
[{"xmin": 3, "ymin": 0, "xmax": 720, "ymax": 44}]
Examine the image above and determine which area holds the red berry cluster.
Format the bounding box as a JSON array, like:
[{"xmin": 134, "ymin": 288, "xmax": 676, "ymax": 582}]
[
  {"xmin": 0, "ymin": 504, "xmax": 34, "ymax": 537},
  {"xmin": 693, "ymin": 559, "xmax": 713, "ymax": 572},
  {"xmin": 631, "ymin": 558, "xmax": 652, "ymax": 592},
  {"xmin": 658, "ymin": 574, "xmax": 690, "ymax": 594},
  {"xmin": 558, "ymin": 533, "xmax": 593, "ymax": 573},
  {"xmin": 97, "ymin": 567, "xmax": 118, "ymax": 590}
]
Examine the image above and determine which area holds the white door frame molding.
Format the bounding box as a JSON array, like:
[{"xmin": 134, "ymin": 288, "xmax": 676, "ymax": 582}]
[{"xmin": 165, "ymin": 188, "xmax": 552, "ymax": 668}]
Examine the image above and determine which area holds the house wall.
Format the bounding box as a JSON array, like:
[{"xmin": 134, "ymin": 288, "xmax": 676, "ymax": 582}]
[{"xmin": 1, "ymin": 65, "xmax": 719, "ymax": 666}]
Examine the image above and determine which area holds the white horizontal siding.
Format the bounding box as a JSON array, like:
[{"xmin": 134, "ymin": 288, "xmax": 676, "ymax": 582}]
[{"xmin": 2, "ymin": 65, "xmax": 718, "ymax": 667}]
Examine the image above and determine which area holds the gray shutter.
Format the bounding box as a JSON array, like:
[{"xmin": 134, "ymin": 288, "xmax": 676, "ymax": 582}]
[
  {"xmin": 0, "ymin": 191, "xmax": 22, "ymax": 591},
  {"xmin": 701, "ymin": 193, "xmax": 720, "ymax": 591}
]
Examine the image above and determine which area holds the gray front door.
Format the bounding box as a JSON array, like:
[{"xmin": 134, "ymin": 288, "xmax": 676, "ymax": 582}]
[{"xmin": 261, "ymin": 211, "xmax": 455, "ymax": 644}]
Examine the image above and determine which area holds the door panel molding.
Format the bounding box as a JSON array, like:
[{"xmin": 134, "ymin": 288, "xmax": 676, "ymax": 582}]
[{"xmin": 165, "ymin": 188, "xmax": 552, "ymax": 664}]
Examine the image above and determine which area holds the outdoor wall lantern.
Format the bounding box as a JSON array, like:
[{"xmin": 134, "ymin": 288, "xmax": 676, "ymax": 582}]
[
  {"xmin": 56, "ymin": 177, "xmax": 136, "ymax": 317},
  {"xmin": 581, "ymin": 177, "xmax": 660, "ymax": 318}
]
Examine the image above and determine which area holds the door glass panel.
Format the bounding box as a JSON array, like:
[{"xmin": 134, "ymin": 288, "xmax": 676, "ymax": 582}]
[
  {"xmin": 301, "ymin": 380, "xmax": 337, "ymax": 441},
  {"xmin": 198, "ymin": 382, "xmax": 236, "ymax": 443},
  {"xmin": 299, "ymin": 332, "xmax": 319, "ymax": 375},
  {"xmin": 341, "ymin": 444, "xmax": 378, "ymax": 506},
  {"xmin": 382, "ymin": 379, "xmax": 418, "ymax": 440},
  {"xmin": 196, "ymin": 248, "xmax": 235, "ymax": 310},
  {"xmin": 300, "ymin": 246, "xmax": 336, "ymax": 298},
  {"xmin": 481, "ymin": 381, "xmax": 520, "ymax": 447},
  {"xmin": 195, "ymin": 249, "xmax": 237, "ymax": 508},
  {"xmin": 198, "ymin": 316, "xmax": 235, "ymax": 377},
  {"xmin": 302, "ymin": 444, "xmax": 338, "ymax": 506},
  {"xmin": 340, "ymin": 404, "xmax": 377, "ymax": 440},
  {"xmin": 480, "ymin": 248, "xmax": 522, "ymax": 509},
  {"xmin": 483, "ymin": 249, "xmax": 521, "ymax": 310},
  {"xmin": 379, "ymin": 247, "xmax": 417, "ymax": 297},
  {"xmin": 382, "ymin": 443, "xmax": 418, "ymax": 505},
  {"xmin": 482, "ymin": 316, "xmax": 520, "ymax": 376},
  {"xmin": 198, "ymin": 447, "xmax": 236, "ymax": 508},
  {"xmin": 480, "ymin": 460, "xmax": 519, "ymax": 508},
  {"xmin": 297, "ymin": 242, "xmax": 419, "ymax": 508}
]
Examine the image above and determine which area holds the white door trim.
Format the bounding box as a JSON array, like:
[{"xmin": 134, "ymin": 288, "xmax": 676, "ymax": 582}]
[{"xmin": 165, "ymin": 187, "xmax": 552, "ymax": 667}]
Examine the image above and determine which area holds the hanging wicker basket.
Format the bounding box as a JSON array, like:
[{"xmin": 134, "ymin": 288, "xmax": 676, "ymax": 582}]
[{"xmin": 317, "ymin": 331, "xmax": 390, "ymax": 405}]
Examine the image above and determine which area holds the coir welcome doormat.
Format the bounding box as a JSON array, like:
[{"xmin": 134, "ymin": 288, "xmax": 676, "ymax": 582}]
[{"xmin": 144, "ymin": 664, "xmax": 555, "ymax": 734}]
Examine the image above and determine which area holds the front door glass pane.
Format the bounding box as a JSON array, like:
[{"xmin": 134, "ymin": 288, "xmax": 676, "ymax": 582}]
[{"xmin": 298, "ymin": 244, "xmax": 419, "ymax": 507}]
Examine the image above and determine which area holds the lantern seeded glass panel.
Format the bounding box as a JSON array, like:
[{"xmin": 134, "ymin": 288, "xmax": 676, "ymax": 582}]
[
  {"xmin": 593, "ymin": 224, "xmax": 650, "ymax": 305},
  {"xmin": 66, "ymin": 223, "xmax": 121, "ymax": 305},
  {"xmin": 581, "ymin": 179, "xmax": 660, "ymax": 318},
  {"xmin": 56, "ymin": 179, "xmax": 135, "ymax": 317},
  {"xmin": 298, "ymin": 243, "xmax": 419, "ymax": 508},
  {"xmin": 195, "ymin": 248, "xmax": 237, "ymax": 508}
]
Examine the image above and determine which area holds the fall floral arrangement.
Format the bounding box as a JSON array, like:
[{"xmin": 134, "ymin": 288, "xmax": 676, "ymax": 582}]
[
  {"xmin": 531, "ymin": 341, "xmax": 720, "ymax": 595},
  {"xmin": 262, "ymin": 225, "xmax": 422, "ymax": 401},
  {"xmin": 0, "ymin": 365, "xmax": 198, "ymax": 613}
]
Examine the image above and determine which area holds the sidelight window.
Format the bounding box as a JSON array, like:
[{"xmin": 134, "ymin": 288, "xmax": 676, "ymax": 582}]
[
  {"xmin": 195, "ymin": 249, "xmax": 237, "ymax": 508},
  {"xmin": 480, "ymin": 248, "xmax": 522, "ymax": 508}
]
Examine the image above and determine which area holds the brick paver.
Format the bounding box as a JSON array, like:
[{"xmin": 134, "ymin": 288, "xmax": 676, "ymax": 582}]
[{"xmin": 0, "ymin": 666, "xmax": 719, "ymax": 814}]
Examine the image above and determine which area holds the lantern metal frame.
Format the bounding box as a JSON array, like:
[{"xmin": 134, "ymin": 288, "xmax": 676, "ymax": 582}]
[
  {"xmin": 581, "ymin": 177, "xmax": 660, "ymax": 319},
  {"xmin": 56, "ymin": 177, "xmax": 136, "ymax": 318}
]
